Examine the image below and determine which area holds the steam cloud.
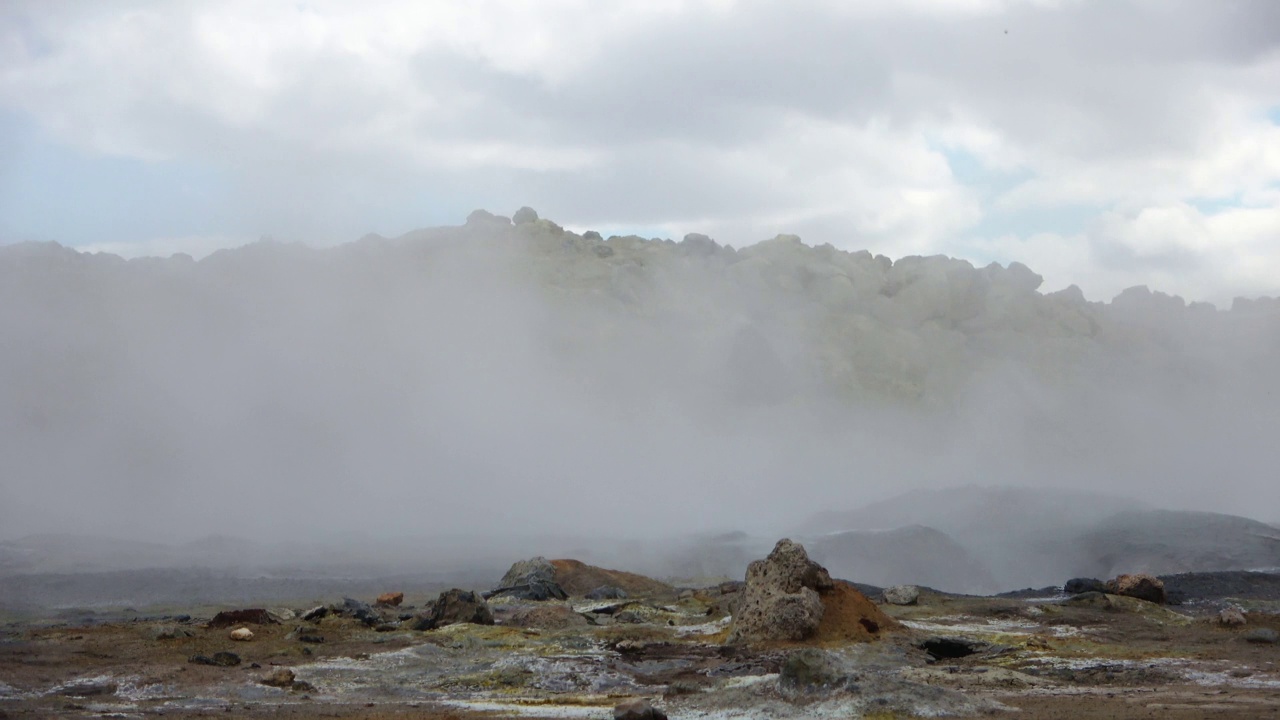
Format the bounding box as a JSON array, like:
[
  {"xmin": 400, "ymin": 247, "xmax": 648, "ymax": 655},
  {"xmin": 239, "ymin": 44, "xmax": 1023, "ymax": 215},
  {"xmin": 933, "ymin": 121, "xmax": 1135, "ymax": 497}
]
[{"xmin": 2, "ymin": 211, "xmax": 1278, "ymax": 563}]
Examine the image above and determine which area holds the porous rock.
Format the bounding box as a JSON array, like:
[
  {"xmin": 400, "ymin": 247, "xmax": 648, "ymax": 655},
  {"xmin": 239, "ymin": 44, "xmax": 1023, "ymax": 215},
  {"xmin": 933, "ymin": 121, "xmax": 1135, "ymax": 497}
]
[
  {"xmin": 727, "ymin": 538, "xmax": 832, "ymax": 644},
  {"xmin": 1106, "ymin": 573, "xmax": 1166, "ymax": 604},
  {"xmin": 1218, "ymin": 606, "xmax": 1247, "ymax": 627},
  {"xmin": 229, "ymin": 627, "xmax": 254, "ymax": 641},
  {"xmin": 882, "ymin": 585, "xmax": 920, "ymax": 605}
]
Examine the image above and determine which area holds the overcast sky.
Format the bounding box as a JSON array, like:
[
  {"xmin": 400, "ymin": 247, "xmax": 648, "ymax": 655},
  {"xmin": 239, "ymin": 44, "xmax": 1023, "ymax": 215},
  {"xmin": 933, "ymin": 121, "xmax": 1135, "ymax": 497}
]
[{"xmin": 2, "ymin": 0, "xmax": 1278, "ymax": 305}]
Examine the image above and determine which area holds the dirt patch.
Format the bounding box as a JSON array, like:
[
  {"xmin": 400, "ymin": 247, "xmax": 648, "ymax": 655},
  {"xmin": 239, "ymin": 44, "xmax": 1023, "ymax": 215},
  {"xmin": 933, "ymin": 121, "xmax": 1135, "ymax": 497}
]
[
  {"xmin": 549, "ymin": 559, "xmax": 672, "ymax": 597},
  {"xmin": 812, "ymin": 580, "xmax": 901, "ymax": 645}
]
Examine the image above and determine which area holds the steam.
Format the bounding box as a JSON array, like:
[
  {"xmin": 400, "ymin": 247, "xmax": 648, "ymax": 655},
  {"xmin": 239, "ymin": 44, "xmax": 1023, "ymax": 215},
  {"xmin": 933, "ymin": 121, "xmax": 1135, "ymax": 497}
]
[{"xmin": 1, "ymin": 214, "xmax": 1278, "ymax": 562}]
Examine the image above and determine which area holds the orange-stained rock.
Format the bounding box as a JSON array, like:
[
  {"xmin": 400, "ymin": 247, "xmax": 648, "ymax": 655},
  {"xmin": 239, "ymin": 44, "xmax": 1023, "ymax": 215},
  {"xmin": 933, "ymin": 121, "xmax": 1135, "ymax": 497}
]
[{"xmin": 376, "ymin": 592, "xmax": 404, "ymax": 607}]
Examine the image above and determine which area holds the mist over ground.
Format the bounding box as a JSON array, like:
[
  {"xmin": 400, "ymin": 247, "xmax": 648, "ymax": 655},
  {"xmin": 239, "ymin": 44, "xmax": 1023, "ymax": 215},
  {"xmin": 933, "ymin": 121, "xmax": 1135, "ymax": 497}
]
[{"xmin": 2, "ymin": 210, "xmax": 1278, "ymax": 591}]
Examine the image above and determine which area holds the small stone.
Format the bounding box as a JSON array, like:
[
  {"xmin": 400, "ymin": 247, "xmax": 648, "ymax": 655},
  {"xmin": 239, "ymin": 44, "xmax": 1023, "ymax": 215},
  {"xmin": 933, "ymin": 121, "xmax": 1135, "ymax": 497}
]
[
  {"xmin": 260, "ymin": 668, "xmax": 296, "ymax": 688},
  {"xmin": 229, "ymin": 627, "xmax": 254, "ymax": 641},
  {"xmin": 613, "ymin": 698, "xmax": 667, "ymax": 720}
]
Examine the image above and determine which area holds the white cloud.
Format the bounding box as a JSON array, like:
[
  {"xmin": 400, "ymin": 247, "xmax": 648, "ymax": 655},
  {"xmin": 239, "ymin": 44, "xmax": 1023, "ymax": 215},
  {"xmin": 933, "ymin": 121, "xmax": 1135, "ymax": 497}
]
[{"xmin": 1, "ymin": 0, "xmax": 1279, "ymax": 301}]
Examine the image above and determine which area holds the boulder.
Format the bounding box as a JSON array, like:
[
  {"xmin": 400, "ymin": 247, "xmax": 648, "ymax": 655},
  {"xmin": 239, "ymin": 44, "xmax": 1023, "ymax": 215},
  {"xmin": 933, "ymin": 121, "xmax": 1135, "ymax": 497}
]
[
  {"xmin": 208, "ymin": 608, "xmax": 278, "ymax": 628},
  {"xmin": 376, "ymin": 592, "xmax": 404, "ymax": 607},
  {"xmin": 1064, "ymin": 578, "xmax": 1108, "ymax": 595},
  {"xmin": 490, "ymin": 556, "xmax": 569, "ymax": 601},
  {"xmin": 882, "ymin": 585, "xmax": 920, "ymax": 606},
  {"xmin": 337, "ymin": 597, "xmax": 383, "ymax": 626},
  {"xmin": 726, "ymin": 538, "xmax": 832, "ymax": 644},
  {"xmin": 229, "ymin": 627, "xmax": 254, "ymax": 641},
  {"xmin": 1106, "ymin": 574, "xmax": 1166, "ymax": 604},
  {"xmin": 414, "ymin": 589, "xmax": 494, "ymax": 630},
  {"xmin": 302, "ymin": 606, "xmax": 328, "ymax": 622},
  {"xmin": 513, "ymin": 206, "xmax": 539, "ymax": 224},
  {"xmin": 1218, "ymin": 606, "xmax": 1247, "ymax": 627},
  {"xmin": 613, "ymin": 698, "xmax": 667, "ymax": 720}
]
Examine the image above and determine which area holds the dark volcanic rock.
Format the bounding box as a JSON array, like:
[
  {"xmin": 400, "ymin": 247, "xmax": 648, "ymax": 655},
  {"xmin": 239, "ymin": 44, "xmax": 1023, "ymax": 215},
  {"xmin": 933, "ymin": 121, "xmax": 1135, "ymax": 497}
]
[
  {"xmin": 190, "ymin": 652, "xmax": 241, "ymax": 667},
  {"xmin": 338, "ymin": 597, "xmax": 382, "ymax": 626},
  {"xmin": 302, "ymin": 606, "xmax": 328, "ymax": 622},
  {"xmin": 489, "ymin": 556, "xmax": 568, "ymax": 601},
  {"xmin": 1065, "ymin": 577, "xmax": 1108, "ymax": 595},
  {"xmin": 413, "ymin": 588, "xmax": 493, "ymax": 630},
  {"xmin": 208, "ymin": 608, "xmax": 278, "ymax": 628}
]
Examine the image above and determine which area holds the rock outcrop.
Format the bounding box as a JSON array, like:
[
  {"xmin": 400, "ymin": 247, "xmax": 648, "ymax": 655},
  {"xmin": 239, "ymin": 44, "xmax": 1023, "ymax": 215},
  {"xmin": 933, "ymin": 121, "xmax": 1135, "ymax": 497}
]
[
  {"xmin": 727, "ymin": 539, "xmax": 831, "ymax": 644},
  {"xmin": 727, "ymin": 538, "xmax": 897, "ymax": 645},
  {"xmin": 490, "ymin": 557, "xmax": 568, "ymax": 601},
  {"xmin": 414, "ymin": 589, "xmax": 494, "ymax": 630},
  {"xmin": 1106, "ymin": 573, "xmax": 1166, "ymax": 604}
]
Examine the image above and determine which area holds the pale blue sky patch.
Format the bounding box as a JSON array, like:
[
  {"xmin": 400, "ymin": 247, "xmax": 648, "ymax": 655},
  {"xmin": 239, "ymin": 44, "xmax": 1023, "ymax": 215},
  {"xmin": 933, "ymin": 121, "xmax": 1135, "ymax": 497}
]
[{"xmin": 0, "ymin": 112, "xmax": 234, "ymax": 247}]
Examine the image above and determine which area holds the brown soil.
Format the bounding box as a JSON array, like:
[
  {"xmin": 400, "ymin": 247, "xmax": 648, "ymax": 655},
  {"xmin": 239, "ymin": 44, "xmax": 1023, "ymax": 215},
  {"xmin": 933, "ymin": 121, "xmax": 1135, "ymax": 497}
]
[
  {"xmin": 812, "ymin": 579, "xmax": 901, "ymax": 644},
  {"xmin": 548, "ymin": 559, "xmax": 672, "ymax": 596}
]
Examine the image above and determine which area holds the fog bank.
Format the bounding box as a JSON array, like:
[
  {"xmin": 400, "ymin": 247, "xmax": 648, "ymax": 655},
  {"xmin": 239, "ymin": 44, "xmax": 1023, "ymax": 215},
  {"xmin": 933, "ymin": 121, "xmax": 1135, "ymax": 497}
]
[{"xmin": 2, "ymin": 210, "xmax": 1278, "ymax": 557}]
